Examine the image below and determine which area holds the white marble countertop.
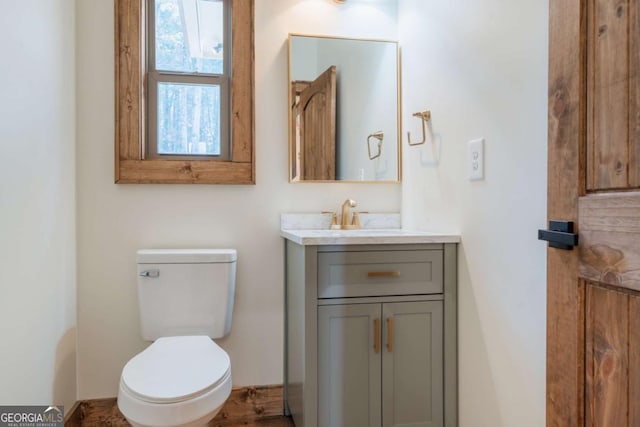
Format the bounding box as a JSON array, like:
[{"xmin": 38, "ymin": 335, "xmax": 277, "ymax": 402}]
[
  {"xmin": 280, "ymin": 228, "xmax": 461, "ymax": 246},
  {"xmin": 280, "ymin": 213, "xmax": 460, "ymax": 245}
]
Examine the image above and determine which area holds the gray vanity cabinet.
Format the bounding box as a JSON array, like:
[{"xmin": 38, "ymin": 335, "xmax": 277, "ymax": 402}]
[
  {"xmin": 318, "ymin": 301, "xmax": 444, "ymax": 427},
  {"xmin": 318, "ymin": 304, "xmax": 382, "ymax": 427},
  {"xmin": 381, "ymin": 301, "xmax": 443, "ymax": 427},
  {"xmin": 284, "ymin": 242, "xmax": 457, "ymax": 427}
]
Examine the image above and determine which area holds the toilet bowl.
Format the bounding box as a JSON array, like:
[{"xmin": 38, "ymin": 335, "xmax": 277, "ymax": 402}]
[
  {"xmin": 118, "ymin": 336, "xmax": 232, "ymax": 427},
  {"xmin": 117, "ymin": 249, "xmax": 237, "ymax": 427}
]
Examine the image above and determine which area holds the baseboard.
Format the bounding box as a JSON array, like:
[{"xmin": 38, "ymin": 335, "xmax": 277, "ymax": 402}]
[
  {"xmin": 64, "ymin": 384, "xmax": 285, "ymax": 426},
  {"xmin": 64, "ymin": 400, "xmax": 81, "ymax": 427}
]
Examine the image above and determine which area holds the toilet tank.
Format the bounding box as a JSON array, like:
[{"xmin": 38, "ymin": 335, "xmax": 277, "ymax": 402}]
[{"xmin": 136, "ymin": 249, "xmax": 237, "ymax": 341}]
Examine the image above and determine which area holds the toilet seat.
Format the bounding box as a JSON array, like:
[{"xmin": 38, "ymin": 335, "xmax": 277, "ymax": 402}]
[
  {"xmin": 118, "ymin": 335, "xmax": 232, "ymax": 427},
  {"xmin": 121, "ymin": 336, "xmax": 230, "ymax": 403}
]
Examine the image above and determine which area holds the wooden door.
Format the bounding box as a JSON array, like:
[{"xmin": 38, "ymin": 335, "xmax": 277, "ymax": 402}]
[
  {"xmin": 318, "ymin": 303, "xmax": 382, "ymax": 427},
  {"xmin": 547, "ymin": 0, "xmax": 640, "ymax": 425},
  {"xmin": 291, "ymin": 66, "xmax": 337, "ymax": 181},
  {"xmin": 382, "ymin": 301, "xmax": 443, "ymax": 427}
]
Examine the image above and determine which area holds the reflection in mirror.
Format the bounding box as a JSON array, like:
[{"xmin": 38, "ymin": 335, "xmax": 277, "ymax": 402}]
[{"xmin": 288, "ymin": 35, "xmax": 400, "ymax": 182}]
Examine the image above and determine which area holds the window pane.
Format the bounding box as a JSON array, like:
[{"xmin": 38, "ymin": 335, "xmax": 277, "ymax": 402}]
[
  {"xmin": 157, "ymin": 83, "xmax": 221, "ymax": 156},
  {"xmin": 155, "ymin": 0, "xmax": 224, "ymax": 74}
]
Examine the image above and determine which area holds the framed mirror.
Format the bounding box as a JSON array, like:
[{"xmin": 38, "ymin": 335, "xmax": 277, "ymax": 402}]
[{"xmin": 288, "ymin": 34, "xmax": 401, "ymax": 183}]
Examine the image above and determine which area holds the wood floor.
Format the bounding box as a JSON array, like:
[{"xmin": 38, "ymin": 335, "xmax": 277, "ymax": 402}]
[
  {"xmin": 71, "ymin": 400, "xmax": 294, "ymax": 426},
  {"xmin": 77, "ymin": 409, "xmax": 294, "ymax": 426},
  {"xmin": 67, "ymin": 386, "xmax": 294, "ymax": 426}
]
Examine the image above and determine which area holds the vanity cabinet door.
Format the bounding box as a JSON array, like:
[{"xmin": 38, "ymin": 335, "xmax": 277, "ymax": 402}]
[
  {"xmin": 318, "ymin": 304, "xmax": 382, "ymax": 427},
  {"xmin": 382, "ymin": 301, "xmax": 444, "ymax": 427}
]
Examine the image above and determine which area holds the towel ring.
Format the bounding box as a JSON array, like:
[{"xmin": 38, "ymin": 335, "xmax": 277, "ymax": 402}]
[
  {"xmin": 367, "ymin": 131, "xmax": 384, "ymax": 160},
  {"xmin": 407, "ymin": 111, "xmax": 432, "ymax": 146}
]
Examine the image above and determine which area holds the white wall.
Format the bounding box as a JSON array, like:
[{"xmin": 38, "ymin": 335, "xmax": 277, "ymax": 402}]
[
  {"xmin": 399, "ymin": 1, "xmax": 548, "ymax": 426},
  {"xmin": 0, "ymin": 0, "xmax": 77, "ymax": 410},
  {"xmin": 76, "ymin": 0, "xmax": 400, "ymax": 398}
]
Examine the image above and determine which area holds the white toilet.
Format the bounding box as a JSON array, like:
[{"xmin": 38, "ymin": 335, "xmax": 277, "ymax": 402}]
[{"xmin": 117, "ymin": 249, "xmax": 237, "ymax": 427}]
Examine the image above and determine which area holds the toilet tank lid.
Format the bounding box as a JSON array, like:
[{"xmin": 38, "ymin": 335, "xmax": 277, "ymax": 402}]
[{"xmin": 137, "ymin": 249, "xmax": 237, "ymax": 264}]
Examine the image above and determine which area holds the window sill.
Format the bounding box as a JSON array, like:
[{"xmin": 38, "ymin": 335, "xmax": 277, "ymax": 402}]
[{"xmin": 115, "ymin": 159, "xmax": 254, "ymax": 184}]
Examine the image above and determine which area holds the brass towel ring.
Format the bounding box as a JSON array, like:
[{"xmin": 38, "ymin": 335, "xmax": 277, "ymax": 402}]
[
  {"xmin": 367, "ymin": 131, "xmax": 384, "ymax": 160},
  {"xmin": 407, "ymin": 110, "xmax": 432, "ymax": 146}
]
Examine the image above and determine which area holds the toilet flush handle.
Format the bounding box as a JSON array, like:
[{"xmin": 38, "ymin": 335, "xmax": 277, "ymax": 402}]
[{"xmin": 139, "ymin": 269, "xmax": 160, "ymax": 278}]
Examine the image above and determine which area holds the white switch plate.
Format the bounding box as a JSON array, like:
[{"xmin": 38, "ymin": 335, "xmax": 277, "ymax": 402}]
[{"xmin": 468, "ymin": 138, "xmax": 484, "ymax": 181}]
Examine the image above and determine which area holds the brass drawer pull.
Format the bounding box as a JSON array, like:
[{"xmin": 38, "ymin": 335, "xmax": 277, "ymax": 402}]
[
  {"xmin": 367, "ymin": 271, "xmax": 401, "ymax": 278},
  {"xmin": 387, "ymin": 316, "xmax": 394, "ymax": 352},
  {"xmin": 374, "ymin": 318, "xmax": 381, "ymax": 353}
]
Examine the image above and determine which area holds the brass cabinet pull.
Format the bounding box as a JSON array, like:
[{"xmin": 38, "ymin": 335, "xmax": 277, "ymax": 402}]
[
  {"xmin": 387, "ymin": 316, "xmax": 394, "ymax": 352},
  {"xmin": 374, "ymin": 318, "xmax": 381, "ymax": 353},
  {"xmin": 367, "ymin": 271, "xmax": 401, "ymax": 278}
]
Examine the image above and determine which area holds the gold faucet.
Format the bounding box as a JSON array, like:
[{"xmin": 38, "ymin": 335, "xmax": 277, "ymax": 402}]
[
  {"xmin": 324, "ymin": 199, "xmax": 361, "ymax": 229},
  {"xmin": 340, "ymin": 199, "xmax": 360, "ymax": 230},
  {"xmin": 341, "ymin": 199, "xmax": 357, "ymax": 228}
]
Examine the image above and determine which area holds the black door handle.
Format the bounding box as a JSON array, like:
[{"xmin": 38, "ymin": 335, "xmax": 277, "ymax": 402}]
[{"xmin": 538, "ymin": 221, "xmax": 578, "ymax": 250}]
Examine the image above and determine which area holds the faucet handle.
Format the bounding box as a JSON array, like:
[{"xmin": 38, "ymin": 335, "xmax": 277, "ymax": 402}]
[
  {"xmin": 351, "ymin": 211, "xmax": 370, "ymax": 226},
  {"xmin": 351, "ymin": 212, "xmax": 361, "ymax": 228},
  {"xmin": 321, "ymin": 211, "xmax": 339, "ymax": 228}
]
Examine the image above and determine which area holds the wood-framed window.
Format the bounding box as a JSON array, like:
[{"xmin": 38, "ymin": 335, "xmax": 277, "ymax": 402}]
[{"xmin": 115, "ymin": 0, "xmax": 254, "ymax": 184}]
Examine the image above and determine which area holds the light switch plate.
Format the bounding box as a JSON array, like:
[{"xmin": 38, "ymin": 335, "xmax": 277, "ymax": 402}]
[{"xmin": 468, "ymin": 138, "xmax": 484, "ymax": 181}]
